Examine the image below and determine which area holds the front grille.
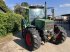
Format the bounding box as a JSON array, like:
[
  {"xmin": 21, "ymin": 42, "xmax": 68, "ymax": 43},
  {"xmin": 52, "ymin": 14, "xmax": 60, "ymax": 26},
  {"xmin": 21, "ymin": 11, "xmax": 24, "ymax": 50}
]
[{"xmin": 45, "ymin": 22, "xmax": 54, "ymax": 30}]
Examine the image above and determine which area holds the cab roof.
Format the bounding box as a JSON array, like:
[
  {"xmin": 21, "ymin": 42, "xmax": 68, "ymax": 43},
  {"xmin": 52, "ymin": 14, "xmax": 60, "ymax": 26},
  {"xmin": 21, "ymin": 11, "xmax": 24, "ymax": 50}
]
[{"xmin": 29, "ymin": 5, "xmax": 44, "ymax": 9}]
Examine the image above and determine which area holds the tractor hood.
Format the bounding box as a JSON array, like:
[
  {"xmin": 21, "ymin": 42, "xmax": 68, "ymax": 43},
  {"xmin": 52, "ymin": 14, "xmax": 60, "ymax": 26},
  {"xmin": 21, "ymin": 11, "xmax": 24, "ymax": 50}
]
[{"xmin": 35, "ymin": 19, "xmax": 54, "ymax": 30}]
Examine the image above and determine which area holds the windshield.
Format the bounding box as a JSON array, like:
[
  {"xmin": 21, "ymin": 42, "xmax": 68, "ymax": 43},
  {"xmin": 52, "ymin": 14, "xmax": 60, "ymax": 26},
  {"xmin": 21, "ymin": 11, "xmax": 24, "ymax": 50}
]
[{"xmin": 29, "ymin": 8, "xmax": 44, "ymax": 21}]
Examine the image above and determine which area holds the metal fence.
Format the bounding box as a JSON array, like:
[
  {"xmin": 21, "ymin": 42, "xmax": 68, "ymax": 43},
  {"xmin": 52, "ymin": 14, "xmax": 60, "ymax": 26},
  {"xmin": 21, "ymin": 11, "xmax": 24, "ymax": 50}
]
[{"xmin": 55, "ymin": 21, "xmax": 70, "ymax": 30}]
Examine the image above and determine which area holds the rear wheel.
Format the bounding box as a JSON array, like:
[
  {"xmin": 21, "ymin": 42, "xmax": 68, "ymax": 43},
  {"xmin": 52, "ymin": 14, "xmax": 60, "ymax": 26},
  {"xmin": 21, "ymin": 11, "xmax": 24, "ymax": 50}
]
[
  {"xmin": 54, "ymin": 31, "xmax": 67, "ymax": 45},
  {"xmin": 23, "ymin": 28, "xmax": 41, "ymax": 51},
  {"xmin": 51, "ymin": 26, "xmax": 67, "ymax": 45}
]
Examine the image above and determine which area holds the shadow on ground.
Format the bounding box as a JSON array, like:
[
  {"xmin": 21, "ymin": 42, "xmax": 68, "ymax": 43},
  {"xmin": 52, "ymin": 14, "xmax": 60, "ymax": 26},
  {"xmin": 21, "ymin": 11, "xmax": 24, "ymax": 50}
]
[
  {"xmin": 13, "ymin": 39, "xmax": 29, "ymax": 51},
  {"xmin": 13, "ymin": 31, "xmax": 22, "ymax": 38},
  {"xmin": 13, "ymin": 31, "xmax": 32, "ymax": 52}
]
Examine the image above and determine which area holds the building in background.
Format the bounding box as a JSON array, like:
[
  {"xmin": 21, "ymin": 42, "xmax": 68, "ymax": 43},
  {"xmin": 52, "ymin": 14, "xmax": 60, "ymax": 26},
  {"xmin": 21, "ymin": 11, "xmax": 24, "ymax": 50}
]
[
  {"xmin": 55, "ymin": 16, "xmax": 63, "ymax": 21},
  {"xmin": 61, "ymin": 14, "xmax": 70, "ymax": 21}
]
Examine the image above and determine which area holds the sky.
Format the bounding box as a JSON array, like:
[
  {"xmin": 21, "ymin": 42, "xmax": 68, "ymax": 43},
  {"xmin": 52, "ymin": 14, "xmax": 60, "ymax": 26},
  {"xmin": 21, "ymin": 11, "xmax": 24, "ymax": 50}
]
[{"xmin": 4, "ymin": 0, "xmax": 70, "ymax": 16}]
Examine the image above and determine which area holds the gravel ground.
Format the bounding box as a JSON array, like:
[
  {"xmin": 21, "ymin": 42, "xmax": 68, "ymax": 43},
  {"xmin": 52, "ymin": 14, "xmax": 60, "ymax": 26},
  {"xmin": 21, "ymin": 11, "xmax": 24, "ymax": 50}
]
[{"xmin": 0, "ymin": 31, "xmax": 70, "ymax": 52}]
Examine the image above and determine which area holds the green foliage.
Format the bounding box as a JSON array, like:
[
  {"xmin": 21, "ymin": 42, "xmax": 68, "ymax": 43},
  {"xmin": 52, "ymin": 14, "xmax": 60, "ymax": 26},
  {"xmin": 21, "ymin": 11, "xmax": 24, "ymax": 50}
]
[
  {"xmin": 0, "ymin": 13, "xmax": 7, "ymax": 36},
  {"xmin": 0, "ymin": 0, "xmax": 10, "ymax": 12},
  {"xmin": 0, "ymin": 12, "xmax": 23, "ymax": 36}
]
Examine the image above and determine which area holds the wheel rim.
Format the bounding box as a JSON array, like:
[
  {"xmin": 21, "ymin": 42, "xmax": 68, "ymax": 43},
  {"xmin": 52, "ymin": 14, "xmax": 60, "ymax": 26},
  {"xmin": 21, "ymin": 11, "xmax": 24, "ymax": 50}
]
[
  {"xmin": 26, "ymin": 33, "xmax": 32, "ymax": 46},
  {"xmin": 56, "ymin": 34, "xmax": 62, "ymax": 40}
]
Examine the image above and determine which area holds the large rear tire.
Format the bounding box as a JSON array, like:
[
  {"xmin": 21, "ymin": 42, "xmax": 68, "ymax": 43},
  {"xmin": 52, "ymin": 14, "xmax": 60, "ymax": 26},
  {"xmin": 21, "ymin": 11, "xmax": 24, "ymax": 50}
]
[
  {"xmin": 23, "ymin": 28, "xmax": 41, "ymax": 51},
  {"xmin": 51, "ymin": 26, "xmax": 67, "ymax": 45}
]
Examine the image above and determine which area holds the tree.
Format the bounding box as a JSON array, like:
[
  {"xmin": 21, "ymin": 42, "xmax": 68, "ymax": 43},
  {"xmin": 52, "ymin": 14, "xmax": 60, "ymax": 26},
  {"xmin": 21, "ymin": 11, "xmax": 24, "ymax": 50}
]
[
  {"xmin": 14, "ymin": 2, "xmax": 29, "ymax": 19},
  {"xmin": 14, "ymin": 4, "xmax": 22, "ymax": 14},
  {"xmin": 21, "ymin": 2, "xmax": 29, "ymax": 7}
]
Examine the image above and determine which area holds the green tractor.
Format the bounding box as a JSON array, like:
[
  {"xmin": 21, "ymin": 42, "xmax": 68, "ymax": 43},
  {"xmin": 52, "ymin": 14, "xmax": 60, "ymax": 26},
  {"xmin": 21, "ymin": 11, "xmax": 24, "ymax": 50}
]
[{"xmin": 21, "ymin": 2, "xmax": 67, "ymax": 51}]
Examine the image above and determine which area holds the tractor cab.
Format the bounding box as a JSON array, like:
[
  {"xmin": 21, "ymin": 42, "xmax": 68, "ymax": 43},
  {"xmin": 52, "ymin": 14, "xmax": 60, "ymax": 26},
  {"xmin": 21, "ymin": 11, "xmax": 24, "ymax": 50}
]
[
  {"xmin": 29, "ymin": 5, "xmax": 45, "ymax": 22},
  {"xmin": 29, "ymin": 5, "xmax": 54, "ymax": 31}
]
